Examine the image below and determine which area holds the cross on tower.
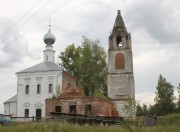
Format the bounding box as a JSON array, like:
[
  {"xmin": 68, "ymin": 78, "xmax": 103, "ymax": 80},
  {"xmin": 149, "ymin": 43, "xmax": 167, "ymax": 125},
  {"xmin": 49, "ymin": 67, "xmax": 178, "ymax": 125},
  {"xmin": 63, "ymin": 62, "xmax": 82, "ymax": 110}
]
[{"xmin": 49, "ymin": 18, "xmax": 51, "ymax": 29}]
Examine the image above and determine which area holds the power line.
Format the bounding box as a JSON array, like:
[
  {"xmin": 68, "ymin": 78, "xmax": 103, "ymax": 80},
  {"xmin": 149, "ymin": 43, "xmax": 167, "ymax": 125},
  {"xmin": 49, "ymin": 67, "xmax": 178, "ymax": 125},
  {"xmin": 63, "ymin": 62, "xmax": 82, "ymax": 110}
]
[
  {"xmin": 0, "ymin": 0, "xmax": 52, "ymax": 46},
  {"xmin": 0, "ymin": 0, "xmax": 43, "ymax": 40},
  {"xmin": 1, "ymin": 0, "xmax": 71, "ymax": 50}
]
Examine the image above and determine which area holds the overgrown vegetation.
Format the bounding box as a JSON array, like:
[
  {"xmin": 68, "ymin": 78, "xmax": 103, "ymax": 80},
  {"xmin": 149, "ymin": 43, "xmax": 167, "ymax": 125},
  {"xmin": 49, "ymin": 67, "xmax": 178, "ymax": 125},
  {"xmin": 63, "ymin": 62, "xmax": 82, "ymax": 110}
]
[
  {"xmin": 123, "ymin": 99, "xmax": 137, "ymax": 132},
  {"xmin": 0, "ymin": 113, "xmax": 179, "ymax": 132}
]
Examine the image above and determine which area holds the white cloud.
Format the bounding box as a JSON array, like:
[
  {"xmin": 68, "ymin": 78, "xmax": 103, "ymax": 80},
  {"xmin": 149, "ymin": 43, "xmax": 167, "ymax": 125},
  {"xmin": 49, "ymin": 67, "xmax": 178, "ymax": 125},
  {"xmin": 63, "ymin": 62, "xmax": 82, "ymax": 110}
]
[{"xmin": 136, "ymin": 92, "xmax": 155, "ymax": 106}]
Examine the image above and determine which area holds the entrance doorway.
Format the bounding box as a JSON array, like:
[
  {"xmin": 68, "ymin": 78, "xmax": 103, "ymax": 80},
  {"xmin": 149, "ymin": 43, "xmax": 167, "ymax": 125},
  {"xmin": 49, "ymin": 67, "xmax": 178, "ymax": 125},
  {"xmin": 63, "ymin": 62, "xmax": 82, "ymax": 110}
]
[{"xmin": 36, "ymin": 109, "xmax": 42, "ymax": 121}]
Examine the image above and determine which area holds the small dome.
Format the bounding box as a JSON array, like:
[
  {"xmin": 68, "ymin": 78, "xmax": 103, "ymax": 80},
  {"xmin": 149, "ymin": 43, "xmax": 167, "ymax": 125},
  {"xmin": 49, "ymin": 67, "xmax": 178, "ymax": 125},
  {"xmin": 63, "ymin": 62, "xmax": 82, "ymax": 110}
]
[{"xmin": 43, "ymin": 29, "xmax": 56, "ymax": 45}]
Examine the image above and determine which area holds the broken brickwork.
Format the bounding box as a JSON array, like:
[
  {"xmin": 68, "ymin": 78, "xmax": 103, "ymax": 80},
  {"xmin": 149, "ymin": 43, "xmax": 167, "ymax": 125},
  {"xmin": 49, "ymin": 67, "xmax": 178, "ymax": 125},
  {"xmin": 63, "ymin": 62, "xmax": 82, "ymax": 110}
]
[
  {"xmin": 62, "ymin": 71, "xmax": 77, "ymax": 93},
  {"xmin": 45, "ymin": 83, "xmax": 120, "ymax": 117}
]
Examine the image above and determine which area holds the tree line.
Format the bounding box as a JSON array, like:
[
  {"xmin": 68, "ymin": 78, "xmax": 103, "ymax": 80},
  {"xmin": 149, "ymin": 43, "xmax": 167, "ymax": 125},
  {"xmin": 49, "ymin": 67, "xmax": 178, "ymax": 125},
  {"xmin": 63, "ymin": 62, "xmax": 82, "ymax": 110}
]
[{"xmin": 137, "ymin": 75, "xmax": 180, "ymax": 116}]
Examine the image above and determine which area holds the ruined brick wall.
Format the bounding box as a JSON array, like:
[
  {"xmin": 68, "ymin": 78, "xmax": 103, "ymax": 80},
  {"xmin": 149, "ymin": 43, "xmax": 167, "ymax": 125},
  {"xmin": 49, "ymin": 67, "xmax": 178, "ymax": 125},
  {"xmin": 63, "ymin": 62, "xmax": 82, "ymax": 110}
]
[
  {"xmin": 45, "ymin": 99, "xmax": 71, "ymax": 116},
  {"xmin": 45, "ymin": 97, "xmax": 120, "ymax": 117},
  {"xmin": 90, "ymin": 100, "xmax": 112, "ymax": 116},
  {"xmin": 46, "ymin": 81, "xmax": 119, "ymax": 117},
  {"xmin": 62, "ymin": 71, "xmax": 77, "ymax": 93},
  {"xmin": 45, "ymin": 99, "xmax": 55, "ymax": 116}
]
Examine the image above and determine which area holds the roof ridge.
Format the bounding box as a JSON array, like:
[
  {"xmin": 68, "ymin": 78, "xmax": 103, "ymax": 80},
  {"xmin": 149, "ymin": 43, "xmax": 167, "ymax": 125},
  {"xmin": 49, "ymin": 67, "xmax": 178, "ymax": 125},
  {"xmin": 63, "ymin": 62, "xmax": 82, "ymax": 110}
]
[
  {"xmin": 4, "ymin": 95, "xmax": 17, "ymax": 104},
  {"xmin": 16, "ymin": 61, "xmax": 62, "ymax": 74}
]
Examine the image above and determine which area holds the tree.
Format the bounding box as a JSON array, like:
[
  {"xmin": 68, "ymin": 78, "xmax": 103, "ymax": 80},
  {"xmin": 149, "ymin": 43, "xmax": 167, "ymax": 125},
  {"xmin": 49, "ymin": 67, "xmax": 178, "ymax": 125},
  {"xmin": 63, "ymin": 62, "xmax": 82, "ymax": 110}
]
[
  {"xmin": 176, "ymin": 83, "xmax": 180, "ymax": 112},
  {"xmin": 136, "ymin": 103, "xmax": 143, "ymax": 116},
  {"xmin": 136, "ymin": 103, "xmax": 149, "ymax": 116},
  {"xmin": 123, "ymin": 99, "xmax": 136, "ymax": 119},
  {"xmin": 59, "ymin": 36, "xmax": 107, "ymax": 96},
  {"xmin": 148, "ymin": 104, "xmax": 158, "ymax": 115},
  {"xmin": 142, "ymin": 104, "xmax": 148, "ymax": 114},
  {"xmin": 123, "ymin": 99, "xmax": 136, "ymax": 132},
  {"xmin": 58, "ymin": 44, "xmax": 81, "ymax": 77},
  {"xmin": 154, "ymin": 74, "xmax": 175, "ymax": 115}
]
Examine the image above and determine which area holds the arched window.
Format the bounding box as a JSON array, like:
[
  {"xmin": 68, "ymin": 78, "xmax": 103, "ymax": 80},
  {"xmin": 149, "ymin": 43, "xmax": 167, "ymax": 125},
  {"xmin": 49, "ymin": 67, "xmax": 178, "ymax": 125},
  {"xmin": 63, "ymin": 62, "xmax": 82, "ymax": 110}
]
[
  {"xmin": 115, "ymin": 53, "xmax": 125, "ymax": 69},
  {"xmin": 116, "ymin": 36, "xmax": 122, "ymax": 47}
]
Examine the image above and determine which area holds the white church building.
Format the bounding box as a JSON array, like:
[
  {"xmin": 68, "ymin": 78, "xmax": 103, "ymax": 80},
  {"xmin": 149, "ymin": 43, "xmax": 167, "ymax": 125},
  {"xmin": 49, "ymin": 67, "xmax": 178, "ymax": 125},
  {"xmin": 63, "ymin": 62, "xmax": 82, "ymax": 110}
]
[{"xmin": 4, "ymin": 26, "xmax": 76, "ymax": 118}]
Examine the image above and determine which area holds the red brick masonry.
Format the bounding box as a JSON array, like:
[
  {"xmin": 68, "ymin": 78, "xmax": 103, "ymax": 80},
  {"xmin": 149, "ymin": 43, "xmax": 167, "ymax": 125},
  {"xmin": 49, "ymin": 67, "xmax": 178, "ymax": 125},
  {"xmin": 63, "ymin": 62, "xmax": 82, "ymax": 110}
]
[{"xmin": 45, "ymin": 83, "xmax": 119, "ymax": 117}]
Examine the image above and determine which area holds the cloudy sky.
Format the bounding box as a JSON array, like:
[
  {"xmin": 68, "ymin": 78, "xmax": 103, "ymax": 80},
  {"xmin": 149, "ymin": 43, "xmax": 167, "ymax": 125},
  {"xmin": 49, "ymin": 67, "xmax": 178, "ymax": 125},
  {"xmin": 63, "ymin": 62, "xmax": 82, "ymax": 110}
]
[{"xmin": 0, "ymin": 0, "xmax": 180, "ymax": 113}]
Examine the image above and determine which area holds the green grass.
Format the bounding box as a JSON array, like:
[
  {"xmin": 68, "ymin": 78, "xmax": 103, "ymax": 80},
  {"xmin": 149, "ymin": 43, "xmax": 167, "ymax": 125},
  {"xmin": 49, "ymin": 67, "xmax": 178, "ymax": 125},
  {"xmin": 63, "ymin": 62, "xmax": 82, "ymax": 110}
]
[
  {"xmin": 0, "ymin": 113, "xmax": 179, "ymax": 132},
  {"xmin": 158, "ymin": 113, "xmax": 180, "ymax": 125}
]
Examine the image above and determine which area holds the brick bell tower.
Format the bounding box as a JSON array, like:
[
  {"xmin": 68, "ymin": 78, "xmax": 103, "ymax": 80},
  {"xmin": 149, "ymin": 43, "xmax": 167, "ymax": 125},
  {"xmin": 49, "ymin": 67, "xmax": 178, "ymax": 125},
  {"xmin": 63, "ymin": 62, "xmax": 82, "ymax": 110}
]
[{"xmin": 107, "ymin": 10, "xmax": 135, "ymax": 100}]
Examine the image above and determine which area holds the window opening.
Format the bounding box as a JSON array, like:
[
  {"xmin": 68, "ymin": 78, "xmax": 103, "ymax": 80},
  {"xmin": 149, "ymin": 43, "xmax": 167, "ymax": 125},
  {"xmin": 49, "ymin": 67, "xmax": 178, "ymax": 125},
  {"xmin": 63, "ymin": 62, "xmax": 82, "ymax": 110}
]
[
  {"xmin": 85, "ymin": 105, "xmax": 91, "ymax": 115},
  {"xmin": 55, "ymin": 106, "xmax": 61, "ymax": 113},
  {"xmin": 24, "ymin": 109, "xmax": 29, "ymax": 117},
  {"xmin": 117, "ymin": 36, "xmax": 122, "ymax": 47},
  {"xmin": 37, "ymin": 84, "xmax": 41, "ymax": 94},
  {"xmin": 70, "ymin": 105, "xmax": 76, "ymax": 115},
  {"xmin": 25, "ymin": 85, "xmax": 29, "ymax": 94},
  {"xmin": 49, "ymin": 84, "xmax": 53, "ymax": 93}
]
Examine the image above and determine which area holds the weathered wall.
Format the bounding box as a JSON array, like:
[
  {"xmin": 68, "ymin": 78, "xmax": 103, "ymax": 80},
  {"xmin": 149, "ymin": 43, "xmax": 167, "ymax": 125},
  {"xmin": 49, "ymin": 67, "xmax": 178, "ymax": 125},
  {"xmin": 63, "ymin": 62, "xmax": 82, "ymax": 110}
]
[
  {"xmin": 107, "ymin": 11, "xmax": 135, "ymax": 118},
  {"xmin": 16, "ymin": 70, "xmax": 76, "ymax": 118},
  {"xmin": 62, "ymin": 71, "xmax": 76, "ymax": 93},
  {"xmin": 16, "ymin": 71, "xmax": 62, "ymax": 118},
  {"xmin": 4, "ymin": 102, "xmax": 16, "ymax": 117},
  {"xmin": 107, "ymin": 73, "xmax": 134, "ymax": 99},
  {"xmin": 45, "ymin": 97, "xmax": 118, "ymax": 117}
]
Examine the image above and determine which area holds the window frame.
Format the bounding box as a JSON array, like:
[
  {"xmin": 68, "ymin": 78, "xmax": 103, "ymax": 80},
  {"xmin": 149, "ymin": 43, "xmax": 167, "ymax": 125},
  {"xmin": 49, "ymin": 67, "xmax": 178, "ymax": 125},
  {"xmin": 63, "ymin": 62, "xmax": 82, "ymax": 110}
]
[
  {"xmin": 70, "ymin": 105, "xmax": 76, "ymax": 115},
  {"xmin": 116, "ymin": 35, "xmax": 122, "ymax": 47},
  {"xmin": 85, "ymin": 105, "xmax": 92, "ymax": 115},
  {"xmin": 55, "ymin": 106, "xmax": 61, "ymax": 113},
  {"xmin": 48, "ymin": 84, "xmax": 53, "ymax": 93},
  {"xmin": 24, "ymin": 109, "xmax": 29, "ymax": 117},
  {"xmin": 115, "ymin": 53, "xmax": 125, "ymax": 69},
  {"xmin": 25, "ymin": 85, "xmax": 29, "ymax": 94},
  {"xmin": 37, "ymin": 84, "xmax": 41, "ymax": 94}
]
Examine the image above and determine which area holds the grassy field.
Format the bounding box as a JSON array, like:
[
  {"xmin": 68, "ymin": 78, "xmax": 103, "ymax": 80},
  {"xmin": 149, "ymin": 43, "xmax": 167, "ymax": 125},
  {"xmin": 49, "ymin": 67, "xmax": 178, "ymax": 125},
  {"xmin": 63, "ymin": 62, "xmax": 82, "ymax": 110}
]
[{"xmin": 0, "ymin": 113, "xmax": 179, "ymax": 132}]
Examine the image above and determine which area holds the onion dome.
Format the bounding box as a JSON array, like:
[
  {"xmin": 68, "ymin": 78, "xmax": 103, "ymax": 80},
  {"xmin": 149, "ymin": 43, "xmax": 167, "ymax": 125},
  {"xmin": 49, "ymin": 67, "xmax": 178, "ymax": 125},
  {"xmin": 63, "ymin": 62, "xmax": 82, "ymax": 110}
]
[{"xmin": 43, "ymin": 28, "xmax": 56, "ymax": 45}]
